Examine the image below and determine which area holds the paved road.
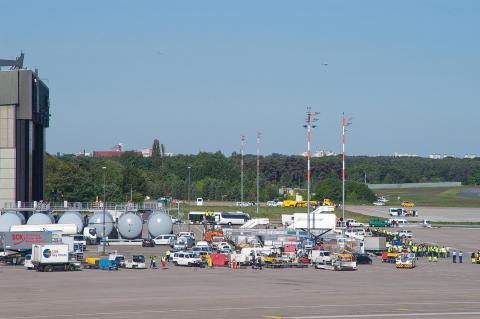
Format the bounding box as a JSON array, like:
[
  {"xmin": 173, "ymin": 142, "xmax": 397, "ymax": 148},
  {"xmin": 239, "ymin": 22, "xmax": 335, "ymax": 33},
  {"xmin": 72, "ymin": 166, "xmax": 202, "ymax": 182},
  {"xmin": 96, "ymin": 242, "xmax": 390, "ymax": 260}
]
[
  {"xmin": 1, "ymin": 258, "xmax": 480, "ymax": 319},
  {"xmin": 347, "ymin": 205, "xmax": 480, "ymax": 222}
]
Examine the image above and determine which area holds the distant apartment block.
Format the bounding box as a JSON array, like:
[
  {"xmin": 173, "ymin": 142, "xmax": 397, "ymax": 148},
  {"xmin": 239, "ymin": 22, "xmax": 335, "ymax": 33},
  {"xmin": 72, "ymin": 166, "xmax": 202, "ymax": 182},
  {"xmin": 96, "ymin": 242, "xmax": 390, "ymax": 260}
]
[{"xmin": 394, "ymin": 153, "xmax": 419, "ymax": 158}]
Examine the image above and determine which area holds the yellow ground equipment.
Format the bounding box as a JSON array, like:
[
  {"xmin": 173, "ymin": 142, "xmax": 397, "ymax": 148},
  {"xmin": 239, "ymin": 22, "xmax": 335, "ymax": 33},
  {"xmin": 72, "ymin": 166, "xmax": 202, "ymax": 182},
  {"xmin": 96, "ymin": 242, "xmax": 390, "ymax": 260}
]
[
  {"xmin": 322, "ymin": 198, "xmax": 336, "ymax": 206},
  {"xmin": 401, "ymin": 201, "xmax": 416, "ymax": 207},
  {"xmin": 331, "ymin": 253, "xmax": 357, "ymax": 271},
  {"xmin": 395, "ymin": 254, "xmax": 416, "ymax": 269},
  {"xmin": 84, "ymin": 257, "xmax": 100, "ymax": 269}
]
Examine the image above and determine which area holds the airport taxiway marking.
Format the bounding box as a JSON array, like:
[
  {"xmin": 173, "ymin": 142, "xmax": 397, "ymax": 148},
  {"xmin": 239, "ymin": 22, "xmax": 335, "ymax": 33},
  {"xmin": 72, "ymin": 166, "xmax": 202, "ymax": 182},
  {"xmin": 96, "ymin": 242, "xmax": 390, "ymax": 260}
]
[{"xmin": 2, "ymin": 301, "xmax": 480, "ymax": 319}]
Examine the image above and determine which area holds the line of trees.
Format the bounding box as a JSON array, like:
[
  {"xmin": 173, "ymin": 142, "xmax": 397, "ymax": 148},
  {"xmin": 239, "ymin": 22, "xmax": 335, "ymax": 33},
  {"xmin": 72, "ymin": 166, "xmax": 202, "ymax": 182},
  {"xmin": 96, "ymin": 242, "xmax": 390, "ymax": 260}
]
[{"xmin": 45, "ymin": 152, "xmax": 480, "ymax": 203}]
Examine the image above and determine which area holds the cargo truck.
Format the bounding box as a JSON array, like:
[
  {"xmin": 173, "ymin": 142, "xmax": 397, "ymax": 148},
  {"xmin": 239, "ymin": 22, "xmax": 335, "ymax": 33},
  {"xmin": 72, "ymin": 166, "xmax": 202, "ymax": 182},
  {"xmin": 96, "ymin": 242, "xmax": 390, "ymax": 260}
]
[
  {"xmin": 31, "ymin": 244, "xmax": 81, "ymax": 272},
  {"xmin": 362, "ymin": 237, "xmax": 386, "ymax": 254}
]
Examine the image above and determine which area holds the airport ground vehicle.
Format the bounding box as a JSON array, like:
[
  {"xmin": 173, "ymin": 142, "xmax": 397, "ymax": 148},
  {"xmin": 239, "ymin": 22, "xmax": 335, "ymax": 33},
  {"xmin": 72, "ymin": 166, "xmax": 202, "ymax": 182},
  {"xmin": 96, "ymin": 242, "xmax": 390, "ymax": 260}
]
[
  {"xmin": 204, "ymin": 230, "xmax": 223, "ymax": 242},
  {"xmin": 332, "ymin": 253, "xmax": 357, "ymax": 271},
  {"xmin": 84, "ymin": 257, "xmax": 100, "ymax": 269},
  {"xmin": 353, "ymin": 253, "xmax": 373, "ymax": 264},
  {"xmin": 266, "ymin": 200, "xmax": 281, "ymax": 207},
  {"xmin": 363, "ymin": 237, "xmax": 387, "ymax": 254},
  {"xmin": 395, "ymin": 254, "xmax": 416, "ymax": 269},
  {"xmin": 401, "ymin": 201, "xmax": 416, "ymax": 207},
  {"xmin": 24, "ymin": 254, "xmax": 34, "ymax": 269},
  {"xmin": 369, "ymin": 219, "xmax": 390, "ymax": 227},
  {"xmin": 125, "ymin": 255, "xmax": 146, "ymax": 269},
  {"xmin": 31, "ymin": 244, "xmax": 81, "ymax": 272},
  {"xmin": 310, "ymin": 250, "xmax": 332, "ymax": 264},
  {"xmin": 98, "ymin": 259, "xmax": 119, "ymax": 270},
  {"xmin": 108, "ymin": 253, "xmax": 125, "ymax": 267},
  {"xmin": 388, "ymin": 218, "xmax": 409, "ymax": 227},
  {"xmin": 373, "ymin": 201, "xmax": 385, "ymax": 206},
  {"xmin": 172, "ymin": 252, "xmax": 204, "ymax": 267},
  {"xmin": 398, "ymin": 230, "xmax": 413, "ymax": 238},
  {"xmin": 142, "ymin": 239, "xmax": 155, "ymax": 247},
  {"xmin": 178, "ymin": 232, "xmax": 196, "ymax": 240},
  {"xmin": 345, "ymin": 219, "xmax": 366, "ymax": 227},
  {"xmin": 153, "ymin": 234, "xmax": 177, "ymax": 245},
  {"xmin": 315, "ymin": 253, "xmax": 357, "ymax": 271},
  {"xmin": 216, "ymin": 212, "xmax": 250, "ymax": 226},
  {"xmin": 322, "ymin": 198, "xmax": 336, "ymax": 206},
  {"xmin": 196, "ymin": 198, "xmax": 204, "ymax": 206}
]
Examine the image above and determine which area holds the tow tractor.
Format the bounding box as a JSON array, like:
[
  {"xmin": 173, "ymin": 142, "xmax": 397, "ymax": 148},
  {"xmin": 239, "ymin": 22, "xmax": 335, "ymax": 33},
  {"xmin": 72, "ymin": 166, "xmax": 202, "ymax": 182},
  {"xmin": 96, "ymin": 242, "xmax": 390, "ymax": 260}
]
[
  {"xmin": 125, "ymin": 255, "xmax": 147, "ymax": 269},
  {"xmin": 395, "ymin": 253, "xmax": 416, "ymax": 269},
  {"xmin": 316, "ymin": 253, "xmax": 357, "ymax": 271}
]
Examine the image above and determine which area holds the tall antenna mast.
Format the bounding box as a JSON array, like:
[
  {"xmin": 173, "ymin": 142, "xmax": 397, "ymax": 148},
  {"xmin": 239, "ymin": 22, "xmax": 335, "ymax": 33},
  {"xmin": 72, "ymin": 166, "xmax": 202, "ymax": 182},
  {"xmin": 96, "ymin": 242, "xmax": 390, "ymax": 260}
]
[
  {"xmin": 304, "ymin": 107, "xmax": 319, "ymax": 235},
  {"xmin": 256, "ymin": 132, "xmax": 262, "ymax": 215},
  {"xmin": 342, "ymin": 112, "xmax": 352, "ymax": 225},
  {"xmin": 240, "ymin": 135, "xmax": 246, "ymax": 205}
]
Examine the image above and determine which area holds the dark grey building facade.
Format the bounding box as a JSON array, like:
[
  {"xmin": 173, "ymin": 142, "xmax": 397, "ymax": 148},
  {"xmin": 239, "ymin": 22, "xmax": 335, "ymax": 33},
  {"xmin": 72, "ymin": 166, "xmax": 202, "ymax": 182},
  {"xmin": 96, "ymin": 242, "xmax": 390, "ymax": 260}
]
[{"xmin": 0, "ymin": 70, "xmax": 50, "ymax": 208}]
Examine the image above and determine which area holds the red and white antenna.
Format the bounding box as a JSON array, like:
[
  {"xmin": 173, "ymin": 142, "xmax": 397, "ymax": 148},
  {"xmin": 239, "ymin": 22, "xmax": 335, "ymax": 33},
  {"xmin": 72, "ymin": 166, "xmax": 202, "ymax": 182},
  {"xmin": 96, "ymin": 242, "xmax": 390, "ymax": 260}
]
[
  {"xmin": 342, "ymin": 112, "xmax": 352, "ymax": 223},
  {"xmin": 303, "ymin": 107, "xmax": 319, "ymax": 234}
]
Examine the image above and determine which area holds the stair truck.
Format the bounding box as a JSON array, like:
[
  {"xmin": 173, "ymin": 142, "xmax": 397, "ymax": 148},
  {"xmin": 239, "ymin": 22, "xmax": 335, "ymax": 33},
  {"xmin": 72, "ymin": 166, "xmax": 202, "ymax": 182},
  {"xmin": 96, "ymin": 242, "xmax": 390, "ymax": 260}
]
[{"xmin": 31, "ymin": 244, "xmax": 81, "ymax": 272}]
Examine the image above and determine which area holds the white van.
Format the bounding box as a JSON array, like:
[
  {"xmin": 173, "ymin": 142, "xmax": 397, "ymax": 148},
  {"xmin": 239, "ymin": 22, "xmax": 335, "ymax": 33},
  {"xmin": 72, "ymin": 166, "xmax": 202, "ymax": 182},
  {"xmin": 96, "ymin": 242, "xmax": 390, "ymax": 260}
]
[
  {"xmin": 153, "ymin": 234, "xmax": 177, "ymax": 245},
  {"xmin": 196, "ymin": 198, "xmax": 204, "ymax": 206},
  {"xmin": 389, "ymin": 208, "xmax": 407, "ymax": 216}
]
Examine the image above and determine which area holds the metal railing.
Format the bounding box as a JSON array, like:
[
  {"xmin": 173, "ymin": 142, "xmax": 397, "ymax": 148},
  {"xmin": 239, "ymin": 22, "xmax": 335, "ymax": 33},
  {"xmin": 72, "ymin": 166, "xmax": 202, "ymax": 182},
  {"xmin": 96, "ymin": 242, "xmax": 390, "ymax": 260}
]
[{"xmin": 2, "ymin": 201, "xmax": 162, "ymax": 211}]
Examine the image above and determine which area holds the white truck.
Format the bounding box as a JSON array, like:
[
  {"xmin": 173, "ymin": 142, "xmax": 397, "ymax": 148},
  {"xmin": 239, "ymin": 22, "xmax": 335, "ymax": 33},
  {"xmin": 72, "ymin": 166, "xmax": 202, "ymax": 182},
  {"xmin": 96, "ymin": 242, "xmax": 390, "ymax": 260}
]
[
  {"xmin": 310, "ymin": 250, "xmax": 332, "ymax": 264},
  {"xmin": 31, "ymin": 244, "xmax": 81, "ymax": 272},
  {"xmin": 125, "ymin": 255, "xmax": 146, "ymax": 269}
]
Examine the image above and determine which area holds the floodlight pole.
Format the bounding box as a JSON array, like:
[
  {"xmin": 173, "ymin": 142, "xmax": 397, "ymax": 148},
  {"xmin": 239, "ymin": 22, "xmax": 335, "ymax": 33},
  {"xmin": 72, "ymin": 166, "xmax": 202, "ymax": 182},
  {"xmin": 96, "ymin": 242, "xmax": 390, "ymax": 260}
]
[
  {"xmin": 240, "ymin": 135, "xmax": 246, "ymax": 205},
  {"xmin": 256, "ymin": 132, "xmax": 262, "ymax": 215},
  {"xmin": 102, "ymin": 166, "xmax": 107, "ymax": 254},
  {"xmin": 187, "ymin": 166, "xmax": 191, "ymax": 231},
  {"xmin": 342, "ymin": 113, "xmax": 352, "ymax": 224},
  {"xmin": 304, "ymin": 108, "xmax": 319, "ymax": 236}
]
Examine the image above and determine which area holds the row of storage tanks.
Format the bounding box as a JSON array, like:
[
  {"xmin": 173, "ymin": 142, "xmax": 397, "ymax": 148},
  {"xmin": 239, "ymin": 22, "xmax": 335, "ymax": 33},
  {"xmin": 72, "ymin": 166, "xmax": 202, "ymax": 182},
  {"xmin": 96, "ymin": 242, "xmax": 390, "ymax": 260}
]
[{"xmin": 0, "ymin": 211, "xmax": 173, "ymax": 239}]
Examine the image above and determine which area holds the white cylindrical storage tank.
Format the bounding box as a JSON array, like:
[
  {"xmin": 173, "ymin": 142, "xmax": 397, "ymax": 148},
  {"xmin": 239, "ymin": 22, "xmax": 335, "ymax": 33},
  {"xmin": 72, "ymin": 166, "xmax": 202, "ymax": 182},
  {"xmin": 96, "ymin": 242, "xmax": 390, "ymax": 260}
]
[
  {"xmin": 27, "ymin": 212, "xmax": 54, "ymax": 225},
  {"xmin": 58, "ymin": 211, "xmax": 84, "ymax": 234},
  {"xmin": 0, "ymin": 212, "xmax": 26, "ymax": 232},
  {"xmin": 117, "ymin": 212, "xmax": 143, "ymax": 239},
  {"xmin": 88, "ymin": 212, "xmax": 114, "ymax": 237},
  {"xmin": 147, "ymin": 211, "xmax": 173, "ymax": 238}
]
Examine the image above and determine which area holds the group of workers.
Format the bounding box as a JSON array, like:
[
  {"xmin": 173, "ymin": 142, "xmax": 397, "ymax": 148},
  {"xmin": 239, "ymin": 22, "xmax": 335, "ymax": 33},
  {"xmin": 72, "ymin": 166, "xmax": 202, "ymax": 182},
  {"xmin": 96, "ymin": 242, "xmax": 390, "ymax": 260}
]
[{"xmin": 373, "ymin": 228, "xmax": 479, "ymax": 265}]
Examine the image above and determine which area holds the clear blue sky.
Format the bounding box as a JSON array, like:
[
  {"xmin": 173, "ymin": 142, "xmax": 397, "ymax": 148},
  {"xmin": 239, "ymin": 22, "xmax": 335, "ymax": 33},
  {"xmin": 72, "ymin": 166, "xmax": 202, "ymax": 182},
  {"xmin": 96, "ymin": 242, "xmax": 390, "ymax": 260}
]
[{"xmin": 1, "ymin": 1, "xmax": 478, "ymax": 156}]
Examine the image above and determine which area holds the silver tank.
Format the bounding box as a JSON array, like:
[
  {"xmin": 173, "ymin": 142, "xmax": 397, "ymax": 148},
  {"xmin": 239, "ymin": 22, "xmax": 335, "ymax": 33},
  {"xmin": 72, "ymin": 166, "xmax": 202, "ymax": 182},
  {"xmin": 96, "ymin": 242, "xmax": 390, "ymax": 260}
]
[
  {"xmin": 27, "ymin": 212, "xmax": 54, "ymax": 225},
  {"xmin": 0, "ymin": 211, "xmax": 26, "ymax": 232},
  {"xmin": 117, "ymin": 212, "xmax": 143, "ymax": 239},
  {"xmin": 88, "ymin": 212, "xmax": 114, "ymax": 237},
  {"xmin": 147, "ymin": 211, "xmax": 173, "ymax": 238},
  {"xmin": 58, "ymin": 211, "xmax": 84, "ymax": 233}
]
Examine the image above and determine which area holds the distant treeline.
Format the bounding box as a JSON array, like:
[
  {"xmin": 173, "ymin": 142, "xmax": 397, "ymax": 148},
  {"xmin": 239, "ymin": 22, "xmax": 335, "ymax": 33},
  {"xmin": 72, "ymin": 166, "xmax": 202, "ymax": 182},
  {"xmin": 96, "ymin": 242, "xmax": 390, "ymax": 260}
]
[{"xmin": 45, "ymin": 152, "xmax": 480, "ymax": 203}]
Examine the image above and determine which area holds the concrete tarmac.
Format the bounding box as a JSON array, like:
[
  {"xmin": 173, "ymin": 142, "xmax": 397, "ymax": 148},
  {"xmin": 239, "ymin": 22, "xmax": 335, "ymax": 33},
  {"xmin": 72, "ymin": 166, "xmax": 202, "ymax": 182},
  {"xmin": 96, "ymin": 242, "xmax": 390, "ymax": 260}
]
[
  {"xmin": 1, "ymin": 257, "xmax": 480, "ymax": 319},
  {"xmin": 347, "ymin": 205, "xmax": 480, "ymax": 222}
]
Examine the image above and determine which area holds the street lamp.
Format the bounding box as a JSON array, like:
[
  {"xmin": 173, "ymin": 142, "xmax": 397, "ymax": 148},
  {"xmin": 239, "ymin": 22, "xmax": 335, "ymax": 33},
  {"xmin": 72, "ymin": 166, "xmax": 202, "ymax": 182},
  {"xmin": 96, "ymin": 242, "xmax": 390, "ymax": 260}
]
[{"xmin": 102, "ymin": 166, "xmax": 107, "ymax": 254}]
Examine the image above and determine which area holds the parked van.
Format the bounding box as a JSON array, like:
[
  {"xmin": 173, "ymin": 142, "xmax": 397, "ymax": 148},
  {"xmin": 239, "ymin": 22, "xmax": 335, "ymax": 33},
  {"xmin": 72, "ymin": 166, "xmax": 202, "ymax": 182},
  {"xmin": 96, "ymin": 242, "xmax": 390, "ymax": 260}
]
[
  {"xmin": 196, "ymin": 198, "xmax": 204, "ymax": 206},
  {"xmin": 153, "ymin": 234, "xmax": 177, "ymax": 245}
]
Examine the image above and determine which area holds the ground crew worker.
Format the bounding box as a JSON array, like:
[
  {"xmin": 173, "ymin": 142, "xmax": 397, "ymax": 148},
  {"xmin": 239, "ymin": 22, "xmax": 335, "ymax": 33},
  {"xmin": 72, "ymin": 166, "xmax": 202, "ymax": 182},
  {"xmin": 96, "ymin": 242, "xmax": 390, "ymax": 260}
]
[
  {"xmin": 453, "ymin": 250, "xmax": 457, "ymax": 263},
  {"xmin": 152, "ymin": 256, "xmax": 157, "ymax": 269},
  {"xmin": 257, "ymin": 256, "xmax": 263, "ymax": 270},
  {"xmin": 471, "ymin": 252, "xmax": 476, "ymax": 264},
  {"xmin": 459, "ymin": 251, "xmax": 463, "ymax": 263},
  {"xmin": 165, "ymin": 250, "xmax": 171, "ymax": 262}
]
